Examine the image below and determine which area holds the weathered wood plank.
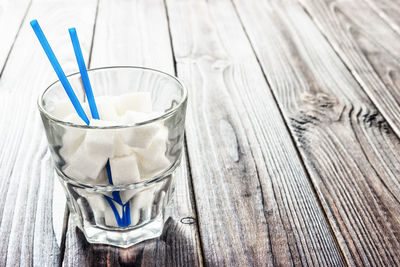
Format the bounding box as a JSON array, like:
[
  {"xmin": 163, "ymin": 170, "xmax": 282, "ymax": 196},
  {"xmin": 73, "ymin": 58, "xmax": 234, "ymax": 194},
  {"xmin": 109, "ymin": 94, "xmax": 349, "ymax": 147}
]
[
  {"xmin": 165, "ymin": 0, "xmax": 344, "ymax": 266},
  {"xmin": 298, "ymin": 0, "xmax": 400, "ymax": 140},
  {"xmin": 362, "ymin": 0, "xmax": 400, "ymax": 36},
  {"xmin": 89, "ymin": 0, "xmax": 173, "ymax": 74},
  {"xmin": 0, "ymin": 0, "xmax": 31, "ymax": 73},
  {"xmin": 0, "ymin": 0, "xmax": 98, "ymax": 265},
  {"xmin": 233, "ymin": 0, "xmax": 400, "ymax": 265},
  {"xmin": 62, "ymin": 0, "xmax": 203, "ymax": 266}
]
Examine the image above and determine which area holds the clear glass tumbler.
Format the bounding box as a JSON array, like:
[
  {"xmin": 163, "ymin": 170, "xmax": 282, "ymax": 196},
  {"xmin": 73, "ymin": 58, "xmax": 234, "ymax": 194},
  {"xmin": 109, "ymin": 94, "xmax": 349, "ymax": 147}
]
[{"xmin": 38, "ymin": 66, "xmax": 187, "ymax": 247}]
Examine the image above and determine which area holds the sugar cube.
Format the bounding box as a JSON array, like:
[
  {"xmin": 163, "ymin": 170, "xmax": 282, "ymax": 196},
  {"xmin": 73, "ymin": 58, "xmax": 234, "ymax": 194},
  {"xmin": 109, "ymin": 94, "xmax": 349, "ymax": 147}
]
[
  {"xmin": 51, "ymin": 100, "xmax": 75, "ymax": 120},
  {"xmin": 138, "ymin": 155, "xmax": 170, "ymax": 178},
  {"xmin": 109, "ymin": 154, "xmax": 141, "ymax": 185},
  {"xmin": 84, "ymin": 119, "xmax": 115, "ymax": 158},
  {"xmin": 96, "ymin": 96, "xmax": 119, "ymax": 121},
  {"xmin": 113, "ymin": 134, "xmax": 132, "ymax": 157},
  {"xmin": 59, "ymin": 127, "xmax": 86, "ymax": 160},
  {"xmin": 82, "ymin": 102, "xmax": 91, "ymax": 119},
  {"xmin": 119, "ymin": 182, "xmax": 155, "ymax": 203},
  {"xmin": 95, "ymin": 167, "xmax": 110, "ymax": 185},
  {"xmin": 130, "ymin": 205, "xmax": 141, "ymax": 226},
  {"xmin": 64, "ymin": 113, "xmax": 86, "ymax": 125},
  {"xmin": 119, "ymin": 189, "xmax": 136, "ymax": 204},
  {"xmin": 129, "ymin": 188, "xmax": 154, "ymax": 226},
  {"xmin": 134, "ymin": 128, "xmax": 170, "ymax": 177},
  {"xmin": 63, "ymin": 145, "xmax": 108, "ymax": 180},
  {"xmin": 84, "ymin": 193, "xmax": 108, "ymax": 223},
  {"xmin": 104, "ymin": 198, "xmax": 124, "ymax": 227},
  {"xmin": 119, "ymin": 111, "xmax": 163, "ymax": 149},
  {"xmin": 114, "ymin": 92, "xmax": 152, "ymax": 115},
  {"xmin": 119, "ymin": 190, "xmax": 132, "ymax": 204}
]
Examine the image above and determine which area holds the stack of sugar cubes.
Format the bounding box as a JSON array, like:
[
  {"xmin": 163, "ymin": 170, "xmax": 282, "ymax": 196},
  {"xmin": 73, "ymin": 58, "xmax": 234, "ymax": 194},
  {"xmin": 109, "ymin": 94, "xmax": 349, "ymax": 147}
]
[{"xmin": 51, "ymin": 92, "xmax": 171, "ymax": 185}]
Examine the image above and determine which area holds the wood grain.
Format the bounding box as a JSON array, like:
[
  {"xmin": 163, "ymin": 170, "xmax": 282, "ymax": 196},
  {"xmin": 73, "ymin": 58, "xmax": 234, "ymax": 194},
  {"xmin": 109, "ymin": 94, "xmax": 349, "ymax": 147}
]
[
  {"xmin": 62, "ymin": 0, "xmax": 203, "ymax": 266},
  {"xmin": 0, "ymin": 0, "xmax": 31, "ymax": 73},
  {"xmin": 298, "ymin": 0, "xmax": 400, "ymax": 141},
  {"xmin": 89, "ymin": 0, "xmax": 174, "ymax": 74},
  {"xmin": 362, "ymin": 0, "xmax": 400, "ymax": 37},
  {"xmin": 0, "ymin": 0, "xmax": 98, "ymax": 266},
  {"xmin": 233, "ymin": 0, "xmax": 400, "ymax": 265},
  {"xmin": 165, "ymin": 0, "xmax": 344, "ymax": 266}
]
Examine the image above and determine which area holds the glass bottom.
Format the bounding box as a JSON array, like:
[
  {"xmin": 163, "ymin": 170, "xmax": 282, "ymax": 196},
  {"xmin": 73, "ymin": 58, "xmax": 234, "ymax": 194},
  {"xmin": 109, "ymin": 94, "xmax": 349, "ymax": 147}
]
[
  {"xmin": 57, "ymin": 164, "xmax": 178, "ymax": 248},
  {"xmin": 70, "ymin": 210, "xmax": 167, "ymax": 248}
]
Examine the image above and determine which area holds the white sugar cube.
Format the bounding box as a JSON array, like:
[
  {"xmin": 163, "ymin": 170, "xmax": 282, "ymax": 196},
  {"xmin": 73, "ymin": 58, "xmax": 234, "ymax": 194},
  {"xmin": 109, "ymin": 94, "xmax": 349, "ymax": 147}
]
[
  {"xmin": 113, "ymin": 134, "xmax": 132, "ymax": 157},
  {"xmin": 59, "ymin": 104, "xmax": 91, "ymax": 123},
  {"xmin": 120, "ymin": 110, "xmax": 162, "ymax": 124},
  {"xmin": 63, "ymin": 145, "xmax": 108, "ymax": 181},
  {"xmin": 114, "ymin": 92, "xmax": 152, "ymax": 115},
  {"xmin": 137, "ymin": 126, "xmax": 168, "ymax": 156},
  {"xmin": 109, "ymin": 154, "xmax": 141, "ymax": 185},
  {"xmin": 59, "ymin": 113, "xmax": 88, "ymax": 161},
  {"xmin": 89, "ymin": 118, "xmax": 117, "ymax": 127},
  {"xmin": 84, "ymin": 191, "xmax": 120, "ymax": 226},
  {"xmin": 84, "ymin": 119, "xmax": 115, "ymax": 158},
  {"xmin": 138, "ymin": 155, "xmax": 170, "ymax": 178},
  {"xmin": 104, "ymin": 212, "xmax": 119, "ymax": 227},
  {"xmin": 104, "ymin": 199, "xmax": 124, "ymax": 227},
  {"xmin": 64, "ymin": 113, "xmax": 86, "ymax": 125},
  {"xmin": 120, "ymin": 190, "xmax": 136, "ymax": 204},
  {"xmin": 85, "ymin": 193, "xmax": 108, "ymax": 223},
  {"xmin": 120, "ymin": 125, "xmax": 159, "ymax": 149},
  {"xmin": 121, "ymin": 111, "xmax": 146, "ymax": 124},
  {"xmin": 96, "ymin": 96, "xmax": 119, "ymax": 121},
  {"xmin": 51, "ymin": 100, "xmax": 75, "ymax": 120},
  {"xmin": 82, "ymin": 102, "xmax": 91, "ymax": 119},
  {"xmin": 119, "ymin": 183, "xmax": 154, "ymax": 203},
  {"xmin": 95, "ymin": 167, "xmax": 110, "ymax": 185},
  {"xmin": 130, "ymin": 205, "xmax": 141, "ymax": 226},
  {"xmin": 134, "ymin": 127, "xmax": 170, "ymax": 177},
  {"xmin": 59, "ymin": 127, "xmax": 86, "ymax": 160},
  {"xmin": 63, "ymin": 166, "xmax": 87, "ymax": 182},
  {"xmin": 129, "ymin": 188, "xmax": 154, "ymax": 226},
  {"xmin": 119, "ymin": 111, "xmax": 163, "ymax": 149}
]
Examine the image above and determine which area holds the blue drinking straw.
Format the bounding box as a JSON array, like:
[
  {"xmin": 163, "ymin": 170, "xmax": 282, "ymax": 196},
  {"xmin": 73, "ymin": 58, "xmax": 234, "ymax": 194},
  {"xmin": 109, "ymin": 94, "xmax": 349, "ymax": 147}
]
[
  {"xmin": 30, "ymin": 20, "xmax": 90, "ymax": 125},
  {"xmin": 69, "ymin": 28, "xmax": 130, "ymax": 226},
  {"xmin": 68, "ymin": 28, "xmax": 99, "ymax": 120},
  {"xmin": 32, "ymin": 20, "xmax": 130, "ymax": 227}
]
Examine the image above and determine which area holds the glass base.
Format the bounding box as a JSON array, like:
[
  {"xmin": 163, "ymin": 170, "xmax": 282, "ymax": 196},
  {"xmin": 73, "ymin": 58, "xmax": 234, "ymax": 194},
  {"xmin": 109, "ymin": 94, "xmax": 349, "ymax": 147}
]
[
  {"xmin": 71, "ymin": 212, "xmax": 166, "ymax": 248},
  {"xmin": 58, "ymin": 166, "xmax": 177, "ymax": 248}
]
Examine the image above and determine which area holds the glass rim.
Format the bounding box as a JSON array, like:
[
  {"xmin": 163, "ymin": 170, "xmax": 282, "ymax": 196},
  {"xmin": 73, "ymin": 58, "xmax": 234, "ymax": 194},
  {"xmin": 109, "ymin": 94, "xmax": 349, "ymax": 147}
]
[{"xmin": 37, "ymin": 66, "xmax": 188, "ymax": 129}]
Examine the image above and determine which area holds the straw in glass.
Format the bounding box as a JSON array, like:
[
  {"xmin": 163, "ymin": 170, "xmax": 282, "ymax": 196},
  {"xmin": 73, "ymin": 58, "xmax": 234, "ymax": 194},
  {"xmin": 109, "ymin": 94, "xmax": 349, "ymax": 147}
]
[
  {"xmin": 31, "ymin": 20, "xmax": 131, "ymax": 227},
  {"xmin": 30, "ymin": 20, "xmax": 90, "ymax": 125},
  {"xmin": 69, "ymin": 28, "xmax": 131, "ymax": 227}
]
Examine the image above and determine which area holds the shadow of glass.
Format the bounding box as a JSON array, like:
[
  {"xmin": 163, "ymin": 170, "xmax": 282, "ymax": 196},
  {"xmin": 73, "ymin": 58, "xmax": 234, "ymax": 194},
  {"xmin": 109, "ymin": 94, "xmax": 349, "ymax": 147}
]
[{"xmin": 70, "ymin": 217, "xmax": 201, "ymax": 267}]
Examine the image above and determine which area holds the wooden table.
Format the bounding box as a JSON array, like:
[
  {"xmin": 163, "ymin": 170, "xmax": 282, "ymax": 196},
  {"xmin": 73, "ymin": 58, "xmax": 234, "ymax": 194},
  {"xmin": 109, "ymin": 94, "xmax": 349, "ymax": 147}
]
[{"xmin": 1, "ymin": 0, "xmax": 400, "ymax": 266}]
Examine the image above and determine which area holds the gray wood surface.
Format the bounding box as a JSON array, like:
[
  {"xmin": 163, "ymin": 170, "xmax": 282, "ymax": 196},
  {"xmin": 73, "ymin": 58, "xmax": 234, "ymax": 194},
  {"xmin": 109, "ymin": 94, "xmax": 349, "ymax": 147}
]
[
  {"xmin": 233, "ymin": 0, "xmax": 400, "ymax": 265},
  {"xmin": 299, "ymin": 0, "xmax": 400, "ymax": 139},
  {"xmin": 165, "ymin": 0, "xmax": 343, "ymax": 266},
  {"xmin": 0, "ymin": 0, "xmax": 98, "ymax": 266},
  {"xmin": 0, "ymin": 0, "xmax": 31, "ymax": 73},
  {"xmin": 62, "ymin": 0, "xmax": 203, "ymax": 266},
  {"xmin": 1, "ymin": 0, "xmax": 400, "ymax": 266}
]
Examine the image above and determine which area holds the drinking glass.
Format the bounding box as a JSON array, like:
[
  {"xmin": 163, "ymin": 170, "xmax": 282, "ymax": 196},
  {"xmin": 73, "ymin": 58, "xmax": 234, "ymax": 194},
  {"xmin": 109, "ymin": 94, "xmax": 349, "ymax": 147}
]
[{"xmin": 38, "ymin": 66, "xmax": 187, "ymax": 247}]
